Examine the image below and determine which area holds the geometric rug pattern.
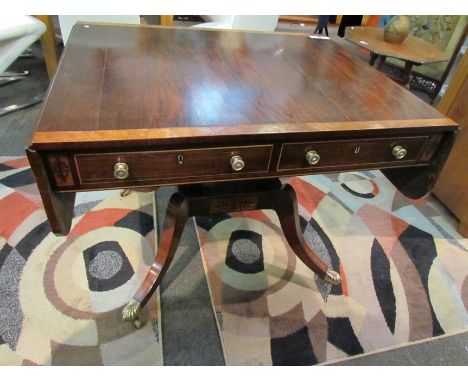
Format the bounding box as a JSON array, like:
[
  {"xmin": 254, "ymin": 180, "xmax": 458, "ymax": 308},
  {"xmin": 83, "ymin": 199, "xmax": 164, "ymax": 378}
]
[
  {"xmin": 195, "ymin": 171, "xmax": 468, "ymax": 365},
  {"xmin": 0, "ymin": 156, "xmax": 162, "ymax": 365}
]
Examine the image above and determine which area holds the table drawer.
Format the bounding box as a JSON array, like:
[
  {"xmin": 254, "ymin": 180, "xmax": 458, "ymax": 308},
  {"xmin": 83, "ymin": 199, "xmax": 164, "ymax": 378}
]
[
  {"xmin": 278, "ymin": 136, "xmax": 428, "ymax": 171},
  {"xmin": 75, "ymin": 145, "xmax": 273, "ymax": 184}
]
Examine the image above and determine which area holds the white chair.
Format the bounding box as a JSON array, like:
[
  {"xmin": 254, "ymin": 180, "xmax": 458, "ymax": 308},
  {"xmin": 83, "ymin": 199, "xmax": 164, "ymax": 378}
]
[
  {"xmin": 196, "ymin": 15, "xmax": 279, "ymax": 32},
  {"xmin": 0, "ymin": 15, "xmax": 46, "ymax": 116}
]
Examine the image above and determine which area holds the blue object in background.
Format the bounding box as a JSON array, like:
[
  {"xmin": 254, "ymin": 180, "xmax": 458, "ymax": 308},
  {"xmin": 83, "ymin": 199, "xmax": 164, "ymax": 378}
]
[{"xmin": 379, "ymin": 16, "xmax": 394, "ymax": 28}]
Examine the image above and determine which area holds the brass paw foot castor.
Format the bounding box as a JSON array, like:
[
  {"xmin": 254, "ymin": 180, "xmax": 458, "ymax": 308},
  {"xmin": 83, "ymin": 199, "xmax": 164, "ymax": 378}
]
[
  {"xmin": 122, "ymin": 299, "xmax": 143, "ymax": 329},
  {"xmin": 120, "ymin": 189, "xmax": 132, "ymax": 197},
  {"xmin": 324, "ymin": 269, "xmax": 341, "ymax": 285}
]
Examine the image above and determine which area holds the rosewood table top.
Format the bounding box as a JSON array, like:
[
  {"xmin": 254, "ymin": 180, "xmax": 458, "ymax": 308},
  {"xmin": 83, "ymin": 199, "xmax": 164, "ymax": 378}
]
[
  {"xmin": 31, "ymin": 23, "xmax": 453, "ymax": 151},
  {"xmin": 26, "ymin": 23, "xmax": 458, "ymax": 326},
  {"xmin": 28, "ymin": 23, "xmax": 457, "ymax": 234}
]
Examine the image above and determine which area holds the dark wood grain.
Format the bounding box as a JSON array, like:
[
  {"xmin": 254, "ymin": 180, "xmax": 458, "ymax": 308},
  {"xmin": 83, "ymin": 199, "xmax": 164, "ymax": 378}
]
[
  {"xmin": 133, "ymin": 192, "xmax": 189, "ymax": 307},
  {"xmin": 26, "ymin": 23, "xmax": 458, "ymax": 238},
  {"xmin": 277, "ymin": 136, "xmax": 429, "ymax": 170},
  {"xmin": 74, "ymin": 145, "xmax": 272, "ymax": 184},
  {"xmin": 26, "ymin": 149, "xmax": 76, "ymax": 235},
  {"xmin": 38, "ymin": 131, "xmax": 444, "ymax": 193},
  {"xmin": 31, "ymin": 23, "xmax": 451, "ymax": 149},
  {"xmin": 24, "ymin": 24, "xmax": 459, "ymax": 326},
  {"xmin": 382, "ymin": 131, "xmax": 457, "ymax": 199},
  {"xmin": 31, "ymin": 118, "xmax": 457, "ymax": 150}
]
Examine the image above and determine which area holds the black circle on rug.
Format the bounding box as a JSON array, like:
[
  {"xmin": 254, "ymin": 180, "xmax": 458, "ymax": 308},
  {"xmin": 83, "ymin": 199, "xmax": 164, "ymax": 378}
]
[{"xmin": 82, "ymin": 240, "xmax": 134, "ymax": 292}]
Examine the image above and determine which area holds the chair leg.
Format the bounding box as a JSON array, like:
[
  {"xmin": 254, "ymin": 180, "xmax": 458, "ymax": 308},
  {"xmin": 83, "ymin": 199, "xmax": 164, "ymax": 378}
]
[
  {"xmin": 0, "ymin": 70, "xmax": 29, "ymax": 78},
  {"xmin": 0, "ymin": 77, "xmax": 22, "ymax": 87},
  {"xmin": 20, "ymin": 48, "xmax": 35, "ymax": 58},
  {"xmin": 0, "ymin": 70, "xmax": 42, "ymax": 117},
  {"xmin": 0, "ymin": 95, "xmax": 43, "ymax": 117}
]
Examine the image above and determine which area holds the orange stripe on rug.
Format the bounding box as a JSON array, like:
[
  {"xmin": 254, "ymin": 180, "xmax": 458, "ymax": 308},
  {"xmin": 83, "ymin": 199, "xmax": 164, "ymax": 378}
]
[
  {"xmin": 0, "ymin": 192, "xmax": 38, "ymax": 239},
  {"xmin": 357, "ymin": 204, "xmax": 409, "ymax": 256},
  {"xmin": 288, "ymin": 177, "xmax": 326, "ymax": 215},
  {"xmin": 3, "ymin": 157, "xmax": 30, "ymax": 169},
  {"xmin": 69, "ymin": 208, "xmax": 131, "ymax": 237}
]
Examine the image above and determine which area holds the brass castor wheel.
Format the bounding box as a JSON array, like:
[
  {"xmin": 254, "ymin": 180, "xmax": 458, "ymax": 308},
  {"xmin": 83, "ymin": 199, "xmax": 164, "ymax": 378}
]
[
  {"xmin": 120, "ymin": 189, "xmax": 132, "ymax": 197},
  {"xmin": 134, "ymin": 318, "xmax": 143, "ymax": 330},
  {"xmin": 324, "ymin": 269, "xmax": 341, "ymax": 285}
]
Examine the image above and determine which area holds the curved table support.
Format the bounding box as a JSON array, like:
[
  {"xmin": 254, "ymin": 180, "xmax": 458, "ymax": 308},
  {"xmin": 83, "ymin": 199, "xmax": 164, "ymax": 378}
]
[
  {"xmin": 273, "ymin": 184, "xmax": 341, "ymax": 285},
  {"xmin": 122, "ymin": 178, "xmax": 340, "ymax": 326},
  {"xmin": 122, "ymin": 192, "xmax": 189, "ymax": 325}
]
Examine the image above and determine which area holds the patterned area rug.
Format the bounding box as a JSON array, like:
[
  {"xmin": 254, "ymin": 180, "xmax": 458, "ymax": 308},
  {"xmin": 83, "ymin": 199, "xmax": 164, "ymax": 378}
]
[
  {"xmin": 0, "ymin": 157, "xmax": 162, "ymax": 365},
  {"xmin": 195, "ymin": 171, "xmax": 468, "ymax": 365}
]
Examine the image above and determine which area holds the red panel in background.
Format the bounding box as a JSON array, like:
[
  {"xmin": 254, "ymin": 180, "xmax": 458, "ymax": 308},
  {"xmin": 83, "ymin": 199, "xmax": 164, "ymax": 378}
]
[{"xmin": 366, "ymin": 16, "xmax": 382, "ymax": 27}]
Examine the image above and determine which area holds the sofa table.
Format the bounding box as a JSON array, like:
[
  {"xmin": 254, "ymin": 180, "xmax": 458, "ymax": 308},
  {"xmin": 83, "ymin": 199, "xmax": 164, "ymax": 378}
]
[{"xmin": 27, "ymin": 23, "xmax": 457, "ymax": 327}]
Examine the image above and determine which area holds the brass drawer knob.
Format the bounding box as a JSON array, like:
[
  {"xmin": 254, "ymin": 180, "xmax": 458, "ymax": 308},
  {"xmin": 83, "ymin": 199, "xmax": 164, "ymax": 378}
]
[
  {"xmin": 230, "ymin": 155, "xmax": 245, "ymax": 172},
  {"xmin": 306, "ymin": 150, "xmax": 320, "ymax": 165},
  {"xmin": 392, "ymin": 146, "xmax": 407, "ymax": 160},
  {"xmin": 114, "ymin": 162, "xmax": 129, "ymax": 179}
]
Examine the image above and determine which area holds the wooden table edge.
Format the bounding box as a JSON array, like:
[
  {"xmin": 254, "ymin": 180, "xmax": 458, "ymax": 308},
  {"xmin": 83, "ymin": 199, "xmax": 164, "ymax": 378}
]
[{"xmin": 30, "ymin": 118, "xmax": 458, "ymax": 149}]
